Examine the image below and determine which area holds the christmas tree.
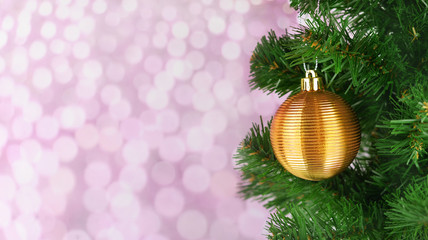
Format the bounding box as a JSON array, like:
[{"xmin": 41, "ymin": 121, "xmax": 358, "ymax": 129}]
[{"xmin": 235, "ymin": 0, "xmax": 428, "ymax": 239}]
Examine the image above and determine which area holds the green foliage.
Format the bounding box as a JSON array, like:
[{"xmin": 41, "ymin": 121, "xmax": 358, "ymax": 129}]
[
  {"xmin": 268, "ymin": 200, "xmax": 384, "ymax": 240},
  {"xmin": 249, "ymin": 32, "xmax": 303, "ymax": 96},
  {"xmin": 237, "ymin": 0, "xmax": 428, "ymax": 239},
  {"xmin": 385, "ymin": 177, "xmax": 428, "ymax": 239}
]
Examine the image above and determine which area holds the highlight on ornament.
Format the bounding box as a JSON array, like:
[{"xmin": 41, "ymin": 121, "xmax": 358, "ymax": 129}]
[{"xmin": 270, "ymin": 70, "xmax": 361, "ymax": 181}]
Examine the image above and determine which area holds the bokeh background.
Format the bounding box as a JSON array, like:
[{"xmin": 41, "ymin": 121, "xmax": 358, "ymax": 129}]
[{"xmin": 0, "ymin": 0, "xmax": 297, "ymax": 239}]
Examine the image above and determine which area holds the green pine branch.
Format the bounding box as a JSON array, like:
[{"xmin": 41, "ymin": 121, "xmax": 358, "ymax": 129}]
[
  {"xmin": 268, "ymin": 200, "xmax": 384, "ymax": 239},
  {"xmin": 385, "ymin": 177, "xmax": 428, "ymax": 239},
  {"xmin": 238, "ymin": 0, "xmax": 428, "ymax": 238}
]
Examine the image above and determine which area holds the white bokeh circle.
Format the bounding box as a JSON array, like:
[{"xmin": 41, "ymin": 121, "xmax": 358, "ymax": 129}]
[{"xmin": 176, "ymin": 210, "xmax": 208, "ymax": 240}]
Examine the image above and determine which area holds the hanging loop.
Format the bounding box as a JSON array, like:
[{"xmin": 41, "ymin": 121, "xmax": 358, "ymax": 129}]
[{"xmin": 302, "ymin": 57, "xmax": 318, "ymax": 72}]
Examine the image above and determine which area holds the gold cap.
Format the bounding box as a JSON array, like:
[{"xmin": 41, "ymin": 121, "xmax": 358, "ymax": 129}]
[{"xmin": 301, "ymin": 70, "xmax": 324, "ymax": 91}]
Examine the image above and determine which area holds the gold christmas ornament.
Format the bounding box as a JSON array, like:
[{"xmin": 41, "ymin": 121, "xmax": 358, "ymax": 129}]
[{"xmin": 270, "ymin": 70, "xmax": 361, "ymax": 181}]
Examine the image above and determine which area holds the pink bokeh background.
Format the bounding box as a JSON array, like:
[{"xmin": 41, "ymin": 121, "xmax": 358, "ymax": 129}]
[{"xmin": 0, "ymin": 0, "xmax": 297, "ymax": 239}]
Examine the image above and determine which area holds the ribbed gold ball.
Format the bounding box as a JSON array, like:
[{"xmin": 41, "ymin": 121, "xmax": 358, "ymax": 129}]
[{"xmin": 270, "ymin": 71, "xmax": 361, "ymax": 181}]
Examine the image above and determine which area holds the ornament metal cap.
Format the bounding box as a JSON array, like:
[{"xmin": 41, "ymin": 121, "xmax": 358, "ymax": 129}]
[{"xmin": 301, "ymin": 70, "xmax": 324, "ymax": 91}]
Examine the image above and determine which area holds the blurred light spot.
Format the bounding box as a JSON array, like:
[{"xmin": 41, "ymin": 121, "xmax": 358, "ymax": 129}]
[
  {"xmin": 12, "ymin": 116, "xmax": 33, "ymax": 140},
  {"xmin": 177, "ymin": 210, "xmax": 208, "ymax": 239},
  {"xmin": 174, "ymin": 84, "xmax": 194, "ymax": 106},
  {"xmin": 238, "ymin": 208, "xmax": 268, "ymax": 238},
  {"xmin": 237, "ymin": 95, "xmax": 254, "ymax": 115},
  {"xmin": 220, "ymin": 0, "xmax": 234, "ymax": 11},
  {"xmin": 40, "ymin": 21, "xmax": 56, "ymax": 39},
  {"xmin": 78, "ymin": 16, "xmax": 95, "ymax": 35},
  {"xmin": 75, "ymin": 82, "xmax": 97, "ymax": 100},
  {"xmin": 186, "ymin": 126, "xmax": 213, "ymax": 152},
  {"xmin": 105, "ymin": 12, "xmax": 121, "ymax": 27},
  {"xmin": 120, "ymin": 118, "xmax": 141, "ymax": 140},
  {"xmin": 84, "ymin": 161, "xmax": 111, "ymax": 188},
  {"xmin": 158, "ymin": 136, "xmax": 186, "ymax": 162},
  {"xmin": 36, "ymin": 115, "xmax": 59, "ymax": 140},
  {"xmin": 192, "ymin": 71, "xmax": 213, "ymax": 91},
  {"xmin": 146, "ymin": 88, "xmax": 169, "ymax": 110},
  {"xmin": 12, "ymin": 85, "xmax": 30, "ymax": 107},
  {"xmin": 53, "ymin": 136, "xmax": 78, "ymax": 162},
  {"xmin": 202, "ymin": 145, "xmax": 228, "ymax": 171},
  {"xmin": 172, "ymin": 21, "xmax": 190, "ymax": 39},
  {"xmin": 189, "ymin": 2, "xmax": 202, "ymax": 15},
  {"xmin": 154, "ymin": 71, "xmax": 175, "ymax": 92},
  {"xmin": 92, "ymin": 0, "xmax": 107, "ymax": 14},
  {"xmin": 75, "ymin": 124, "xmax": 99, "ymax": 149},
  {"xmin": 0, "ymin": 76, "xmax": 15, "ymax": 97},
  {"xmin": 63, "ymin": 25, "xmax": 80, "ymax": 42},
  {"xmin": 110, "ymin": 191, "xmax": 140, "ymax": 221},
  {"xmin": 29, "ymin": 41, "xmax": 46, "ymax": 60},
  {"xmin": 221, "ymin": 41, "xmax": 241, "ymax": 60},
  {"xmin": 2, "ymin": 16, "xmax": 14, "ymax": 31},
  {"xmin": 156, "ymin": 109, "xmax": 180, "ymax": 133},
  {"xmin": 0, "ymin": 175, "xmax": 16, "ymax": 202},
  {"xmin": 125, "ymin": 44, "xmax": 143, "ymax": 64},
  {"xmin": 49, "ymin": 39, "xmax": 65, "ymax": 55},
  {"xmin": 202, "ymin": 110, "xmax": 228, "ymax": 135},
  {"xmin": 213, "ymin": 80, "xmax": 234, "ymax": 101},
  {"xmin": 0, "ymin": 123, "xmax": 9, "ymax": 148},
  {"xmin": 82, "ymin": 59, "xmax": 103, "ymax": 79},
  {"xmin": 59, "ymin": 105, "xmax": 86, "ymax": 129},
  {"xmin": 139, "ymin": 208, "xmax": 161, "ymax": 235},
  {"xmin": 100, "ymin": 84, "xmax": 122, "ymax": 106},
  {"xmin": 50, "ymin": 167, "xmax": 75, "ymax": 195},
  {"xmin": 20, "ymin": 139, "xmax": 42, "ymax": 163},
  {"xmin": 38, "ymin": 1, "xmax": 53, "ymax": 16},
  {"xmin": 97, "ymin": 228, "xmax": 125, "ymax": 240},
  {"xmin": 63, "ymin": 230, "xmax": 91, "ymax": 240},
  {"xmin": 144, "ymin": 55, "xmax": 163, "ymax": 74},
  {"xmin": 250, "ymin": 0, "xmax": 263, "ymax": 4},
  {"xmin": 208, "ymin": 17, "xmax": 226, "ymax": 34},
  {"xmin": 0, "ymin": 202, "xmax": 11, "ymax": 228},
  {"xmin": 235, "ymin": 0, "xmax": 250, "ymax": 13},
  {"xmin": 83, "ymin": 188, "xmax": 108, "ymax": 213},
  {"xmin": 152, "ymin": 33, "xmax": 168, "ymax": 49},
  {"xmin": 0, "ymin": 57, "xmax": 5, "ymax": 73},
  {"xmin": 162, "ymin": 6, "xmax": 177, "ymax": 21},
  {"xmin": 119, "ymin": 165, "xmax": 147, "ymax": 191},
  {"xmin": 182, "ymin": 165, "xmax": 211, "ymax": 193},
  {"xmin": 185, "ymin": 51, "xmax": 205, "ymax": 70},
  {"xmin": 192, "ymin": 91, "xmax": 215, "ymax": 112},
  {"xmin": 151, "ymin": 161, "xmax": 176, "ymax": 185},
  {"xmin": 11, "ymin": 47, "xmax": 28, "ymax": 75},
  {"xmin": 154, "ymin": 187, "xmax": 184, "ymax": 217},
  {"xmin": 167, "ymin": 38, "xmax": 186, "ymax": 57},
  {"xmin": 168, "ymin": 59, "xmax": 193, "ymax": 80},
  {"xmin": 98, "ymin": 34, "xmax": 117, "ymax": 53},
  {"xmin": 227, "ymin": 22, "xmax": 246, "ymax": 40},
  {"xmin": 210, "ymin": 170, "xmax": 238, "ymax": 198},
  {"xmin": 109, "ymin": 99, "xmax": 131, "ymax": 120},
  {"xmin": 72, "ymin": 41, "xmax": 90, "ymax": 59},
  {"xmin": 122, "ymin": 139, "xmax": 149, "ymax": 164},
  {"xmin": 16, "ymin": 186, "xmax": 41, "ymax": 214},
  {"xmin": 36, "ymin": 149, "xmax": 59, "ymax": 177},
  {"xmin": 86, "ymin": 212, "xmax": 114, "ymax": 237},
  {"xmin": 0, "ymin": 31, "xmax": 8, "ymax": 49},
  {"xmin": 209, "ymin": 219, "xmax": 239, "ymax": 240},
  {"xmin": 122, "ymin": 0, "xmax": 138, "ymax": 12},
  {"xmin": 32, "ymin": 67, "xmax": 52, "ymax": 90},
  {"xmin": 106, "ymin": 61, "xmax": 125, "ymax": 81},
  {"xmin": 12, "ymin": 160, "xmax": 36, "ymax": 185},
  {"xmin": 41, "ymin": 189, "xmax": 67, "ymax": 215}
]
